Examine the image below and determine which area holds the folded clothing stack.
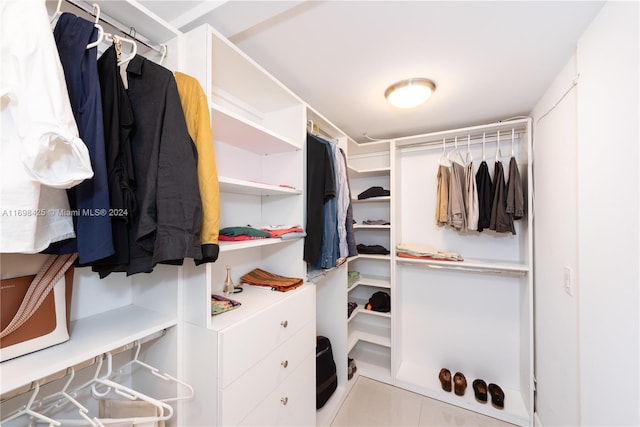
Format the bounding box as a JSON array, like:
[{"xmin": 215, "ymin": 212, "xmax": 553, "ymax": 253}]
[
  {"xmin": 347, "ymin": 270, "xmax": 360, "ymax": 288},
  {"xmin": 357, "ymin": 186, "xmax": 390, "ymax": 200},
  {"xmin": 348, "ymin": 301, "xmax": 358, "ymax": 318},
  {"xmin": 219, "ymin": 226, "xmax": 271, "ymax": 241},
  {"xmin": 357, "ymin": 244, "xmax": 390, "ymax": 255},
  {"xmin": 240, "ymin": 267, "xmax": 303, "ymax": 292},
  {"xmin": 260, "ymin": 224, "xmax": 306, "ymax": 239},
  {"xmin": 396, "ymin": 243, "xmax": 463, "ymax": 261}
]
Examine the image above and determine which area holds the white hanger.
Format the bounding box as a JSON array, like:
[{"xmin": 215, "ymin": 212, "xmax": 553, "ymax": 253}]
[
  {"xmin": 0, "ymin": 382, "xmax": 61, "ymax": 427},
  {"xmin": 159, "ymin": 44, "xmax": 167, "ymax": 65},
  {"xmin": 37, "ymin": 368, "xmax": 105, "ymax": 427},
  {"xmin": 116, "ymin": 340, "xmax": 195, "ymax": 403},
  {"xmin": 482, "ymin": 132, "xmax": 486, "ymax": 162},
  {"xmin": 511, "ymin": 128, "xmax": 516, "ymax": 158},
  {"xmin": 465, "ymin": 134, "xmax": 473, "ymax": 164},
  {"xmin": 438, "ymin": 138, "xmax": 451, "ymax": 166},
  {"xmin": 495, "ymin": 130, "xmax": 502, "ymax": 162},
  {"xmin": 452, "ymin": 136, "xmax": 466, "ymax": 165},
  {"xmin": 50, "ymin": 0, "xmax": 63, "ymax": 24},
  {"xmin": 86, "ymin": 4, "xmax": 105, "ymax": 50},
  {"xmin": 54, "ymin": 353, "xmax": 174, "ymax": 426}
]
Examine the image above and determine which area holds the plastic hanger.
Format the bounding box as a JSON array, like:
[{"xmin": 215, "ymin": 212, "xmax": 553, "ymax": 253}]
[
  {"xmin": 116, "ymin": 340, "xmax": 195, "ymax": 403},
  {"xmin": 482, "ymin": 132, "xmax": 486, "ymax": 162},
  {"xmin": 495, "ymin": 130, "xmax": 502, "ymax": 162},
  {"xmin": 465, "ymin": 134, "xmax": 473, "ymax": 165},
  {"xmin": 158, "ymin": 44, "xmax": 167, "ymax": 65},
  {"xmin": 86, "ymin": 4, "xmax": 105, "ymax": 50},
  {"xmin": 37, "ymin": 368, "xmax": 105, "ymax": 427},
  {"xmin": 510, "ymin": 128, "xmax": 516, "ymax": 158},
  {"xmin": 50, "ymin": 0, "xmax": 62, "ymax": 24},
  {"xmin": 451, "ymin": 136, "xmax": 466, "ymax": 165},
  {"xmin": 51, "ymin": 353, "xmax": 174, "ymax": 425},
  {"xmin": 0, "ymin": 382, "xmax": 61, "ymax": 427},
  {"xmin": 438, "ymin": 138, "xmax": 451, "ymax": 166}
]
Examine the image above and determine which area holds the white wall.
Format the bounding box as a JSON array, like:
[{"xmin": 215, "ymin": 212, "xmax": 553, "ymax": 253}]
[
  {"xmin": 530, "ymin": 54, "xmax": 580, "ymax": 427},
  {"xmin": 532, "ymin": 2, "xmax": 639, "ymax": 426},
  {"xmin": 576, "ymin": 2, "xmax": 639, "ymax": 425}
]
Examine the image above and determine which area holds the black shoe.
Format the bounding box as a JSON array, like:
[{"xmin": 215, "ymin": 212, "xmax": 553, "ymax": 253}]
[
  {"xmin": 488, "ymin": 383, "xmax": 505, "ymax": 409},
  {"xmin": 472, "ymin": 379, "xmax": 488, "ymax": 403}
]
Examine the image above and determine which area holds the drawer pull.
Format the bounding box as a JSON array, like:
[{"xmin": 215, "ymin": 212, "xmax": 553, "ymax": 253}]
[
  {"xmin": 281, "ymin": 360, "xmax": 289, "ymax": 368},
  {"xmin": 280, "ymin": 320, "xmax": 288, "ymax": 328},
  {"xmin": 281, "ymin": 397, "xmax": 288, "ymax": 405}
]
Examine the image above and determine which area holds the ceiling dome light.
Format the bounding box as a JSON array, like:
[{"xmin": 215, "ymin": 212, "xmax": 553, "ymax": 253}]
[{"xmin": 385, "ymin": 78, "xmax": 436, "ymax": 109}]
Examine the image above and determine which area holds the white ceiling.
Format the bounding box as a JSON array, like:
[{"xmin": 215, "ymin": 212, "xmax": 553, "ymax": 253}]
[{"xmin": 140, "ymin": 0, "xmax": 605, "ymax": 142}]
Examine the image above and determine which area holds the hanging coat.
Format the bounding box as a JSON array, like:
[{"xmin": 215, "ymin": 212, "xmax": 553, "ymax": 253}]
[
  {"xmin": 475, "ymin": 161, "xmax": 492, "ymax": 232},
  {"xmin": 175, "ymin": 72, "xmax": 220, "ymax": 265},
  {"xmin": 91, "ymin": 44, "xmax": 136, "ymax": 278},
  {"xmin": 304, "ymin": 133, "xmax": 336, "ymax": 265},
  {"xmin": 489, "ymin": 161, "xmax": 515, "ymax": 234},
  {"xmin": 125, "ymin": 55, "xmax": 203, "ymax": 275},
  {"xmin": 506, "ymin": 156, "xmax": 524, "ymax": 220},
  {"xmin": 435, "ymin": 164, "xmax": 450, "ymax": 226},
  {"xmin": 47, "ymin": 13, "xmax": 114, "ymax": 264},
  {"xmin": 0, "ymin": 0, "xmax": 93, "ymax": 253}
]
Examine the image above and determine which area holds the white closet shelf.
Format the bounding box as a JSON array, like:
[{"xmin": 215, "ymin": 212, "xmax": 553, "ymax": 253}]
[
  {"xmin": 218, "ymin": 176, "xmax": 301, "ymax": 196},
  {"xmin": 351, "ymin": 196, "xmax": 391, "ymax": 203},
  {"xmin": 396, "ymin": 257, "xmax": 529, "ymax": 276},
  {"xmin": 208, "ymin": 284, "xmax": 312, "ymax": 332},
  {"xmin": 347, "ymin": 166, "xmax": 391, "ymax": 178},
  {"xmin": 347, "ymin": 330, "xmax": 391, "ymax": 352},
  {"xmin": 353, "ymin": 224, "xmax": 391, "ymax": 230},
  {"xmin": 351, "ymin": 254, "xmax": 391, "ymax": 261},
  {"xmin": 348, "ymin": 307, "xmax": 391, "ymax": 322},
  {"xmin": 219, "ymin": 236, "xmax": 301, "ymax": 252},
  {"xmin": 0, "ymin": 305, "xmax": 176, "ymax": 395},
  {"xmin": 395, "ymin": 361, "xmax": 529, "ymax": 426},
  {"xmin": 348, "ymin": 275, "xmax": 392, "ymax": 290},
  {"xmin": 348, "ymin": 344, "xmax": 392, "ymax": 383},
  {"xmin": 211, "ymin": 103, "xmax": 300, "ymax": 154}
]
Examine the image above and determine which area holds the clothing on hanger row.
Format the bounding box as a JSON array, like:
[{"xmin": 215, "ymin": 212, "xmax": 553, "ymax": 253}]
[
  {"xmin": 0, "ymin": 0, "xmax": 221, "ymax": 277},
  {"xmin": 434, "ymin": 133, "xmax": 524, "ymax": 235}
]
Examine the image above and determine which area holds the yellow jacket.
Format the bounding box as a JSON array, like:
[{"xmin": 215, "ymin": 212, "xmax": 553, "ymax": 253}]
[{"xmin": 175, "ymin": 72, "xmax": 220, "ymax": 264}]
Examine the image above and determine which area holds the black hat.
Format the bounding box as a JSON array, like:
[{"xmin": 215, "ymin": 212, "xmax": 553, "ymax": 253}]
[{"xmin": 365, "ymin": 291, "xmax": 390, "ymax": 312}]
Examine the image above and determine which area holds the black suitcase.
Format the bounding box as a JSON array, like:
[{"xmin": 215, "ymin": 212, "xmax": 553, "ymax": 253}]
[{"xmin": 316, "ymin": 335, "xmax": 337, "ymax": 409}]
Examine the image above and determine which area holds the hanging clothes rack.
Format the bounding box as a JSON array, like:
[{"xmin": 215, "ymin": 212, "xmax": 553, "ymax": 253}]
[
  {"xmin": 396, "ymin": 128, "xmax": 526, "ymax": 153},
  {"xmin": 0, "ymin": 329, "xmax": 167, "ymax": 403},
  {"xmin": 62, "ymin": 0, "xmax": 166, "ymax": 57}
]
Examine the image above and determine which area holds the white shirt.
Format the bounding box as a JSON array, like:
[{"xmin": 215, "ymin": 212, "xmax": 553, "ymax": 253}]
[{"xmin": 0, "ymin": 0, "xmax": 93, "ymax": 253}]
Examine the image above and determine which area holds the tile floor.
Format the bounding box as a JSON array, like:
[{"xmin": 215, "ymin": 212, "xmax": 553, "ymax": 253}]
[{"xmin": 331, "ymin": 376, "xmax": 516, "ymax": 427}]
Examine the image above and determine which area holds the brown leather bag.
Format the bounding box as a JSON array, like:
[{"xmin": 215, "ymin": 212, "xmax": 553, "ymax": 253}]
[{"xmin": 0, "ymin": 254, "xmax": 76, "ymax": 361}]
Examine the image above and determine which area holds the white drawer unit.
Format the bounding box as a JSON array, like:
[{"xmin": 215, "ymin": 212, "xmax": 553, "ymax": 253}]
[
  {"xmin": 219, "ymin": 286, "xmax": 315, "ymax": 388},
  {"xmin": 239, "ymin": 353, "xmax": 316, "ymax": 427},
  {"xmin": 220, "ymin": 320, "xmax": 315, "ymax": 426}
]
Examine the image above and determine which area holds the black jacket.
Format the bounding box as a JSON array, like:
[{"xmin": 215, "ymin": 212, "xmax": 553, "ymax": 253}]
[{"xmin": 125, "ymin": 54, "xmax": 202, "ymax": 275}]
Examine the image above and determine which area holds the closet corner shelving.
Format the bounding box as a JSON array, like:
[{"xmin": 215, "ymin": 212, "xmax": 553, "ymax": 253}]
[
  {"xmin": 305, "ymin": 108, "xmax": 359, "ymax": 427},
  {"xmin": 179, "ymin": 24, "xmax": 315, "ymax": 427},
  {"xmin": 345, "ymin": 138, "xmax": 394, "ymax": 385}
]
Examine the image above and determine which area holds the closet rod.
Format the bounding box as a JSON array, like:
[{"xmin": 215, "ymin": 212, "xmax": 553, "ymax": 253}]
[
  {"xmin": 0, "ymin": 329, "xmax": 167, "ymax": 403},
  {"xmin": 395, "ymin": 129, "xmax": 526, "ymax": 152},
  {"xmin": 64, "ymin": 0, "xmax": 165, "ymax": 55}
]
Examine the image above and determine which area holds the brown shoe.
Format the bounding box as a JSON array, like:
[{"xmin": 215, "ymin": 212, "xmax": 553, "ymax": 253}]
[
  {"xmin": 453, "ymin": 372, "xmax": 467, "ymax": 396},
  {"xmin": 439, "ymin": 368, "xmax": 452, "ymax": 392}
]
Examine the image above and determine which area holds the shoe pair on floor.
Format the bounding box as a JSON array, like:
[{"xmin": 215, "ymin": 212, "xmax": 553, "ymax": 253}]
[{"xmin": 438, "ymin": 368, "xmax": 504, "ymax": 409}]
